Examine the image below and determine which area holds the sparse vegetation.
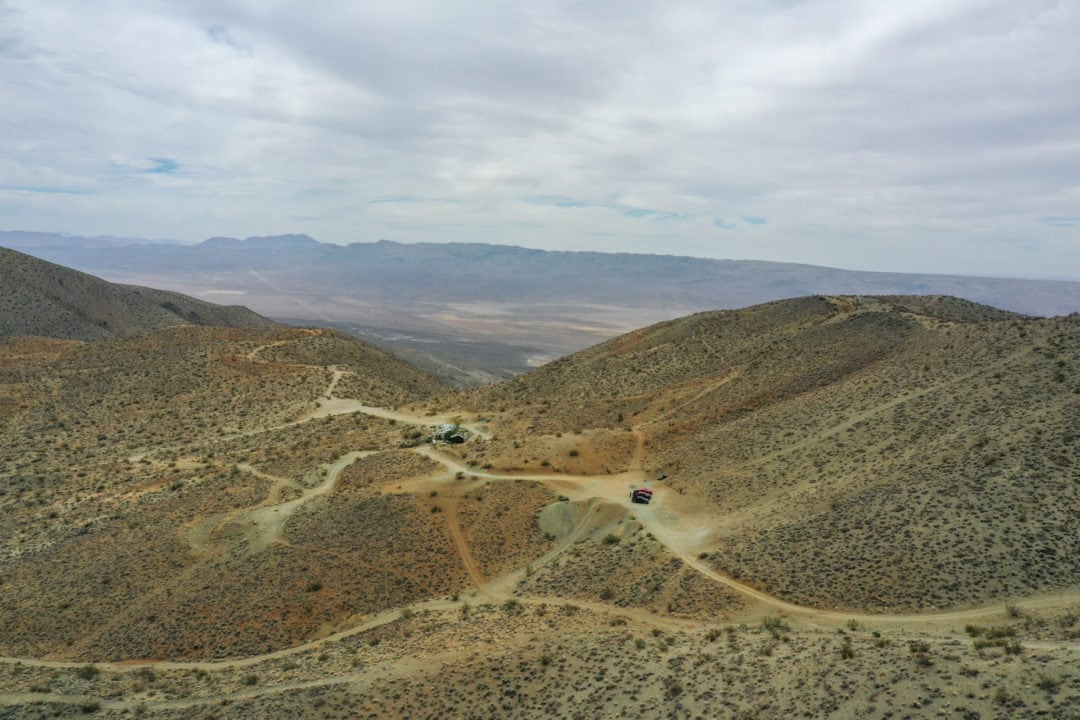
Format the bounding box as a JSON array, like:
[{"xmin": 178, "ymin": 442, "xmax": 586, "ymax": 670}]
[
  {"xmin": 761, "ymin": 616, "xmax": 791, "ymax": 640},
  {"xmin": 75, "ymin": 665, "xmax": 100, "ymax": 681},
  {"xmin": 0, "ymin": 294, "xmax": 1077, "ymax": 719}
]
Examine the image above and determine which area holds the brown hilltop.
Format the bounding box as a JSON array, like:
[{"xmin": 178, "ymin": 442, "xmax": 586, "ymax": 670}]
[
  {"xmin": 0, "ymin": 245, "xmax": 274, "ymax": 340},
  {"xmin": 0, "ymin": 324, "xmax": 446, "ymax": 660},
  {"xmin": 0, "ymin": 294, "xmax": 1078, "ymax": 719},
  {"xmin": 446, "ymin": 295, "xmax": 1080, "ymax": 611},
  {"xmin": 450, "ymin": 295, "xmax": 1018, "ymax": 434}
]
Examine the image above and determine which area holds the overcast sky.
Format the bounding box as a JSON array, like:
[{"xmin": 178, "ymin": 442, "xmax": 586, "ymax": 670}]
[{"xmin": 1, "ymin": 1, "xmax": 1078, "ymax": 278}]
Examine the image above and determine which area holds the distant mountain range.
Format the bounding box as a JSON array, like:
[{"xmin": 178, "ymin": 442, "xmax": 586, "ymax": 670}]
[
  {"xmin": 4, "ymin": 230, "xmax": 1079, "ymax": 382},
  {"xmin": 0, "ymin": 230, "xmax": 183, "ymax": 250}
]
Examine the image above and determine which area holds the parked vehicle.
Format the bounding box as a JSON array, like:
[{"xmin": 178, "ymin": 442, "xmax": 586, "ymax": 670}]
[
  {"xmin": 630, "ymin": 488, "xmax": 653, "ymax": 504},
  {"xmin": 433, "ymin": 423, "xmax": 467, "ymax": 444}
]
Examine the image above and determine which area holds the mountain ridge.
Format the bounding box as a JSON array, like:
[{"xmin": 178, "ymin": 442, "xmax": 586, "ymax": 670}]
[
  {"xmin": 443, "ymin": 294, "xmax": 1080, "ymax": 611},
  {"xmin": 6, "ymin": 229, "xmax": 1079, "ymax": 383},
  {"xmin": 0, "ymin": 292, "xmax": 1077, "ymax": 718},
  {"xmin": 0, "ymin": 246, "xmax": 275, "ymax": 341},
  {"xmin": 4, "ymin": 230, "xmax": 1078, "ymax": 315}
]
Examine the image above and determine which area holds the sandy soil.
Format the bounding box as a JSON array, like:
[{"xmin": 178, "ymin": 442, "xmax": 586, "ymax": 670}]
[{"xmin": 3, "ymin": 322, "xmax": 1078, "ymax": 718}]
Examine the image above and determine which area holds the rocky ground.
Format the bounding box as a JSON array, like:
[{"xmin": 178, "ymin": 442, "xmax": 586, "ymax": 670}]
[{"xmin": 1, "ymin": 296, "xmax": 1078, "ymax": 718}]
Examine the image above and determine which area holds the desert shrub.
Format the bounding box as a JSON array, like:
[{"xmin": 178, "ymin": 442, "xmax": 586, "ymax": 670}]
[
  {"xmin": 761, "ymin": 616, "xmax": 790, "ymax": 639},
  {"xmin": 76, "ymin": 665, "xmax": 100, "ymax": 680},
  {"xmin": 908, "ymin": 640, "xmax": 934, "ymax": 666}
]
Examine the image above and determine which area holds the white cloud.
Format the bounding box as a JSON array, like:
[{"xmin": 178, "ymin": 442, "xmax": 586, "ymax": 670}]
[{"xmin": 1, "ymin": 0, "xmax": 1077, "ymax": 278}]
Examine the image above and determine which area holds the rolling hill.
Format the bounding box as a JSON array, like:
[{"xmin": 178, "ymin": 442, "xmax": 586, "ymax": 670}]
[
  {"xmin": 0, "ymin": 324, "xmax": 446, "ymax": 661},
  {"xmin": 0, "ymin": 246, "xmax": 274, "ymax": 341},
  {"xmin": 446, "ymin": 295, "xmax": 1080, "ymax": 611},
  {"xmin": 5, "ymin": 231, "xmax": 1079, "ymax": 382},
  {"xmin": 0, "ymin": 293, "xmax": 1077, "ymax": 719}
]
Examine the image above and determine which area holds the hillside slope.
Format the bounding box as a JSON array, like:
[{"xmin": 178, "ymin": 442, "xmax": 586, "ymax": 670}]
[
  {"xmin": 0, "ymin": 246, "xmax": 274, "ymax": 340},
  {"xmin": 6, "ymin": 233, "xmax": 1079, "ymax": 317},
  {"xmin": 0, "ymin": 296, "xmax": 1077, "ymax": 719},
  {"xmin": 6, "ymin": 232, "xmax": 1079, "ymax": 382},
  {"xmin": 447, "ymin": 295, "xmax": 1080, "ymax": 611},
  {"xmin": 0, "ymin": 325, "xmax": 447, "ymax": 660}
]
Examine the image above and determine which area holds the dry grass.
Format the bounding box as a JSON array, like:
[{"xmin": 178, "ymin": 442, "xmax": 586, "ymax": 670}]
[
  {"xmin": 453, "ymin": 478, "xmax": 557, "ymax": 579},
  {"xmin": 3, "ymin": 604, "xmax": 1075, "ymax": 719},
  {"xmin": 1, "ymin": 294, "xmax": 1078, "ymax": 718},
  {"xmin": 0, "ymin": 245, "xmax": 273, "ymax": 341},
  {"xmin": 443, "ymin": 295, "xmax": 1080, "ymax": 612},
  {"xmin": 0, "ymin": 325, "xmax": 448, "ymax": 661},
  {"xmin": 516, "ymin": 501, "xmax": 743, "ymax": 618}
]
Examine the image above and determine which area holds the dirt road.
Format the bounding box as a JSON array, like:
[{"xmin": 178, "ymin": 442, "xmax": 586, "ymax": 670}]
[
  {"xmin": 402, "ymin": 442, "xmax": 1080, "ymax": 627},
  {"xmin": 7, "ymin": 334, "xmax": 1078, "ymax": 679}
]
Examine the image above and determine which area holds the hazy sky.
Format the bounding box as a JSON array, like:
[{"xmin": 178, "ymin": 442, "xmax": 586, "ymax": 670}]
[{"xmin": 2, "ymin": 1, "xmax": 1078, "ymax": 278}]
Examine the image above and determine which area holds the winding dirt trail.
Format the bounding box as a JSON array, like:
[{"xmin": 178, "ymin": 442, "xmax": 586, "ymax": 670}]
[
  {"xmin": 185, "ymin": 452, "xmax": 372, "ymax": 557},
  {"xmin": 310, "ymin": 400, "xmax": 493, "ymax": 439},
  {"xmin": 0, "ymin": 590, "xmax": 709, "ymax": 714},
  {"xmin": 322, "ymin": 366, "xmax": 347, "ymax": 399},
  {"xmin": 440, "ymin": 498, "xmax": 486, "ymax": 589},
  {"xmin": 3, "ymin": 419, "xmax": 1079, "ymax": 714},
  {"xmin": 245, "ymin": 340, "xmax": 288, "ymax": 361},
  {"xmin": 6, "ymin": 334, "xmax": 1078, "ymax": 695},
  {"xmin": 239, "ymin": 451, "xmax": 370, "ymax": 552},
  {"xmin": 743, "ymin": 345, "xmax": 1037, "ymax": 468},
  {"xmin": 404, "ymin": 443, "xmax": 1080, "ymax": 626},
  {"xmin": 0, "ymin": 597, "xmax": 464, "ymax": 673}
]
